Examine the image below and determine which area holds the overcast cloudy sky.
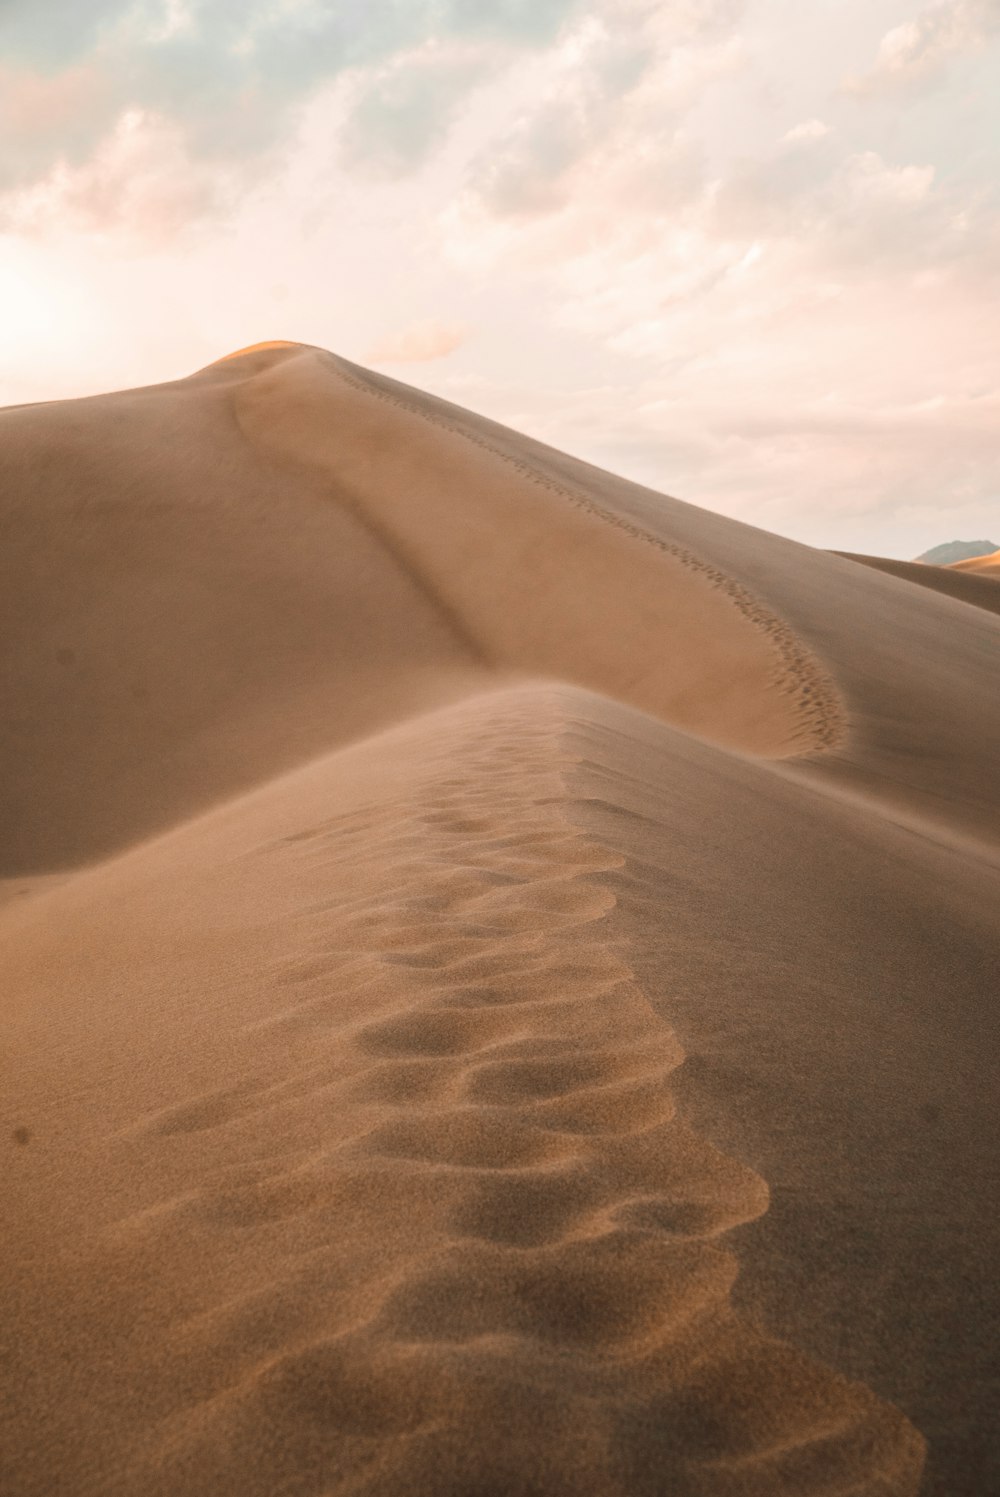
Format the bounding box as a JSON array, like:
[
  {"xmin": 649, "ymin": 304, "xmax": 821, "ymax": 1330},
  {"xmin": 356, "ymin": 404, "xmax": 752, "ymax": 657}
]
[{"xmin": 2, "ymin": 0, "xmax": 998, "ymax": 556}]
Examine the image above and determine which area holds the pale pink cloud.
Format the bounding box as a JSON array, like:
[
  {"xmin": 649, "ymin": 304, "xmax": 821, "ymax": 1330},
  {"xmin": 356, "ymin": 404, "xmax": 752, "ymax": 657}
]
[
  {"xmin": 781, "ymin": 118, "xmax": 831, "ymax": 145},
  {"xmin": 0, "ymin": 64, "xmax": 107, "ymax": 138},
  {"xmin": 0, "ymin": 64, "xmax": 113, "ymax": 188},
  {"xmin": 368, "ymin": 320, "xmax": 468, "ymax": 362},
  {"xmin": 1, "ymin": 109, "xmax": 225, "ymax": 240},
  {"xmin": 846, "ymin": 0, "xmax": 1000, "ymax": 92}
]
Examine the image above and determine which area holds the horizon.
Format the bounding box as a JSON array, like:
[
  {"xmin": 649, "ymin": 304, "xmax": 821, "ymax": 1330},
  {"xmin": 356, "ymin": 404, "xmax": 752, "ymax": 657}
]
[{"xmin": 2, "ymin": 0, "xmax": 998, "ymax": 560}]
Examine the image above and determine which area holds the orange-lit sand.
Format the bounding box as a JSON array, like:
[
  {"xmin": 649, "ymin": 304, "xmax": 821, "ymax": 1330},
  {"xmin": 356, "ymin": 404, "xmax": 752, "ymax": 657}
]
[
  {"xmin": 3, "ymin": 343, "xmax": 998, "ymax": 1496},
  {"xmin": 212, "ymin": 339, "xmax": 305, "ymax": 362},
  {"xmin": 950, "ymin": 547, "xmax": 1000, "ymax": 576}
]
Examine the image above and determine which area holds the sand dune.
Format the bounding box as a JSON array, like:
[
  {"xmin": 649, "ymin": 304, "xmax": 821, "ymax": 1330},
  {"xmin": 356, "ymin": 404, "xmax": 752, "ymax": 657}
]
[
  {"xmin": 3, "ymin": 342, "xmax": 998, "ymax": 1496},
  {"xmin": 949, "ymin": 547, "xmax": 1000, "ymax": 576},
  {"xmin": 832, "ymin": 553, "xmax": 999, "ymax": 622},
  {"xmin": 836, "ymin": 551, "xmax": 1000, "ymax": 618}
]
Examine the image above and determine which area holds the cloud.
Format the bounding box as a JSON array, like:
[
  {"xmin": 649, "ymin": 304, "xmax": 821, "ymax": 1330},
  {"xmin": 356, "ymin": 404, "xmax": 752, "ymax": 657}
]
[
  {"xmin": 2, "ymin": 108, "xmax": 226, "ymax": 239},
  {"xmin": 474, "ymin": 99, "xmax": 601, "ymax": 217},
  {"xmin": 706, "ymin": 145, "xmax": 950, "ymax": 276},
  {"xmin": 459, "ymin": 3, "xmax": 742, "ymax": 226},
  {"xmin": 846, "ymin": 0, "xmax": 1000, "ymax": 92},
  {"xmin": 781, "ymin": 118, "xmax": 831, "ymax": 145},
  {"xmin": 427, "ymin": 0, "xmax": 1000, "ymax": 554},
  {"xmin": 368, "ymin": 319, "xmax": 468, "ymax": 361},
  {"xmin": 0, "ymin": 0, "xmax": 745, "ymax": 240},
  {"xmin": 0, "ymin": 63, "xmax": 114, "ymax": 189},
  {"xmin": 339, "ymin": 46, "xmax": 491, "ymax": 178},
  {"xmin": 0, "ymin": 0, "xmax": 586, "ymax": 235},
  {"xmin": 0, "ymin": 0, "xmax": 122, "ymax": 68},
  {"xmin": 437, "ymin": 0, "xmax": 583, "ymax": 45},
  {"xmin": 462, "ymin": 15, "xmax": 657, "ymax": 218}
]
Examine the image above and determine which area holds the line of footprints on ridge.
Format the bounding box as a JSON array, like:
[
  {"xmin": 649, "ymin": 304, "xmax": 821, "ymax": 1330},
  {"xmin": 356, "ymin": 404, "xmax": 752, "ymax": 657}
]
[
  {"xmin": 151, "ymin": 712, "xmax": 766, "ymax": 1263},
  {"xmin": 133, "ymin": 708, "xmax": 910, "ymax": 1494},
  {"xmin": 333, "ymin": 363, "xmax": 845, "ymax": 753}
]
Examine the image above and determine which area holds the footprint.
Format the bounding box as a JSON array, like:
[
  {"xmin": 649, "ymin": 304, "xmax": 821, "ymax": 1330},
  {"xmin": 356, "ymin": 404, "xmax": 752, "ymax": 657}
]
[
  {"xmin": 247, "ymin": 1337, "xmax": 451, "ymax": 1437},
  {"xmin": 346, "ymin": 1057, "xmax": 461, "ymax": 1105},
  {"xmin": 379, "ymin": 1231, "xmax": 735, "ymax": 1352},
  {"xmin": 465, "ymin": 1046, "xmax": 657, "ymax": 1105},
  {"xmin": 356, "ymin": 1005, "xmax": 520, "ymax": 1059},
  {"xmin": 648, "ymin": 1332, "xmax": 925, "ymax": 1489},
  {"xmin": 360, "ymin": 1109, "xmax": 563, "ymax": 1170},
  {"xmin": 449, "ymin": 1160, "xmax": 603, "ymax": 1248},
  {"xmin": 527, "ymin": 1072, "xmax": 679, "ymax": 1135}
]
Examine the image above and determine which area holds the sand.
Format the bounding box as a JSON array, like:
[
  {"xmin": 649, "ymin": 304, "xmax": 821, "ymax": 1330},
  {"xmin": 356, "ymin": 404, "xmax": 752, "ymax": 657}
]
[
  {"xmin": 949, "ymin": 548, "xmax": 1000, "ymax": 576},
  {"xmin": 836, "ymin": 552, "xmax": 1000, "ymax": 619},
  {"xmin": 2, "ymin": 343, "xmax": 998, "ymax": 1496}
]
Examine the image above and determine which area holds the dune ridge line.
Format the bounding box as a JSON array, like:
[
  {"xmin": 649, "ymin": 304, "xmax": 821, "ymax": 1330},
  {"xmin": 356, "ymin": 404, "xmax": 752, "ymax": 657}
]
[
  {"xmin": 104, "ymin": 687, "xmax": 922, "ymax": 1495},
  {"xmin": 227, "ymin": 345, "xmax": 845, "ymax": 759},
  {"xmin": 327, "ymin": 356, "xmax": 846, "ymax": 755}
]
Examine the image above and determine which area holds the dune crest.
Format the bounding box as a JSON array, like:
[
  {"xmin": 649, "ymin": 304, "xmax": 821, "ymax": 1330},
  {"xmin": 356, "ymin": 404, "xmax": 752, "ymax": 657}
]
[
  {"xmin": 1, "ymin": 687, "xmax": 923, "ymax": 1496},
  {"xmin": 950, "ymin": 548, "xmax": 1000, "ymax": 576},
  {"xmin": 836, "ymin": 552, "xmax": 1000, "ymax": 618},
  {"xmin": 212, "ymin": 340, "xmax": 305, "ymax": 363},
  {"xmin": 231, "ymin": 345, "xmax": 844, "ymax": 759}
]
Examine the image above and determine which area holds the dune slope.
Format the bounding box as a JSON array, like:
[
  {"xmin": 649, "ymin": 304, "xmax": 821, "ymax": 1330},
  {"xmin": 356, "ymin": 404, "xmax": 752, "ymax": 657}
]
[
  {"xmin": 3, "ymin": 342, "xmax": 998, "ymax": 1496},
  {"xmin": 835, "ymin": 551, "xmax": 1000, "ymax": 619},
  {"xmin": 0, "ymin": 357, "xmax": 484, "ymax": 873},
  {"xmin": 2, "ymin": 686, "xmax": 929, "ymax": 1497},
  {"xmin": 950, "ymin": 547, "xmax": 1000, "ymax": 576}
]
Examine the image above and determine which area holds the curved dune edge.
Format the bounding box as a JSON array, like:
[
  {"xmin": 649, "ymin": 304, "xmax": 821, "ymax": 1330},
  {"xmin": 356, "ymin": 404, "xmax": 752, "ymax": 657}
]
[
  {"xmin": 949, "ymin": 548, "xmax": 1000, "ymax": 576},
  {"xmin": 837, "ymin": 552, "xmax": 1000, "ymax": 619},
  {"xmin": 330, "ymin": 357, "xmax": 847, "ymax": 759},
  {"xmin": 23, "ymin": 685, "xmax": 920, "ymax": 1497},
  {"xmin": 225, "ymin": 344, "xmax": 846, "ymax": 761},
  {"xmin": 211, "ymin": 340, "xmax": 305, "ymax": 363}
]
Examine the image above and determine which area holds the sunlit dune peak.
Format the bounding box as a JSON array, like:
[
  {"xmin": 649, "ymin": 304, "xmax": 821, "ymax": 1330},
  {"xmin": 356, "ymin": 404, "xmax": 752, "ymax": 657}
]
[
  {"xmin": 213, "ymin": 340, "xmax": 304, "ymax": 364},
  {"xmin": 950, "ymin": 548, "xmax": 1000, "ymax": 576}
]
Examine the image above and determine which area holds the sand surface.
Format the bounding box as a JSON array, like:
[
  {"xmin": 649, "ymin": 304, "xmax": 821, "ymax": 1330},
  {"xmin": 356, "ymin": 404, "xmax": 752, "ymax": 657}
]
[
  {"xmin": 949, "ymin": 548, "xmax": 1000, "ymax": 576},
  {"xmin": 3, "ymin": 343, "xmax": 998, "ymax": 1495},
  {"xmin": 836, "ymin": 551, "xmax": 1000, "ymax": 618}
]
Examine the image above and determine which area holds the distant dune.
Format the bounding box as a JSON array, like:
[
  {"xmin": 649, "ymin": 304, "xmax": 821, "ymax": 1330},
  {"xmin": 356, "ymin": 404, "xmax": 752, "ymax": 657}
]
[
  {"xmin": 949, "ymin": 548, "xmax": 1000, "ymax": 576},
  {"xmin": 3, "ymin": 342, "xmax": 998, "ymax": 1497},
  {"xmin": 836, "ymin": 551, "xmax": 1000, "ymax": 617}
]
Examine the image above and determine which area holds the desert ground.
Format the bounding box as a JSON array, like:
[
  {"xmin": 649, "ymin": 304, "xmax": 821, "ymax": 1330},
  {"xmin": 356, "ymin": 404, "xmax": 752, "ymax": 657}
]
[{"xmin": 2, "ymin": 341, "xmax": 997, "ymax": 1496}]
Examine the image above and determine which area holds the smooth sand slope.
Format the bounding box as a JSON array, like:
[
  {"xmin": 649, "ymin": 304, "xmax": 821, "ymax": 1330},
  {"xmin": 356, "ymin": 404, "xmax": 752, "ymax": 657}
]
[
  {"xmin": 2, "ymin": 343, "xmax": 998, "ymax": 1496},
  {"xmin": 835, "ymin": 551, "xmax": 1000, "ymax": 619}
]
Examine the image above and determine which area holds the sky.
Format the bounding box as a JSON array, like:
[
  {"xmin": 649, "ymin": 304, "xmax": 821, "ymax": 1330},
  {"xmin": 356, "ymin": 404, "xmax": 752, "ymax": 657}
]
[{"xmin": 1, "ymin": 0, "xmax": 999, "ymax": 557}]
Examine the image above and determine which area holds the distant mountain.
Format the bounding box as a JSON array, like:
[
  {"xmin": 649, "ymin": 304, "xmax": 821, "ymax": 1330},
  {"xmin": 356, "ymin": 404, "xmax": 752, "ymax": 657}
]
[{"xmin": 915, "ymin": 540, "xmax": 998, "ymax": 565}]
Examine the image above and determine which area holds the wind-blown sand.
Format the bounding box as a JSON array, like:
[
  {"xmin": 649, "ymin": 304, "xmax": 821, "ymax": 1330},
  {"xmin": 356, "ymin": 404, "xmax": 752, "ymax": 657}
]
[{"xmin": 2, "ymin": 343, "xmax": 998, "ymax": 1496}]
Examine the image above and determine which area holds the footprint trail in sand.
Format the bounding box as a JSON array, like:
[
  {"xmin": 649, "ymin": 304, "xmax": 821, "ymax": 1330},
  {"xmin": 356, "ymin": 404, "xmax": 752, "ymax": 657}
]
[{"xmin": 114, "ymin": 690, "xmax": 924, "ymax": 1496}]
